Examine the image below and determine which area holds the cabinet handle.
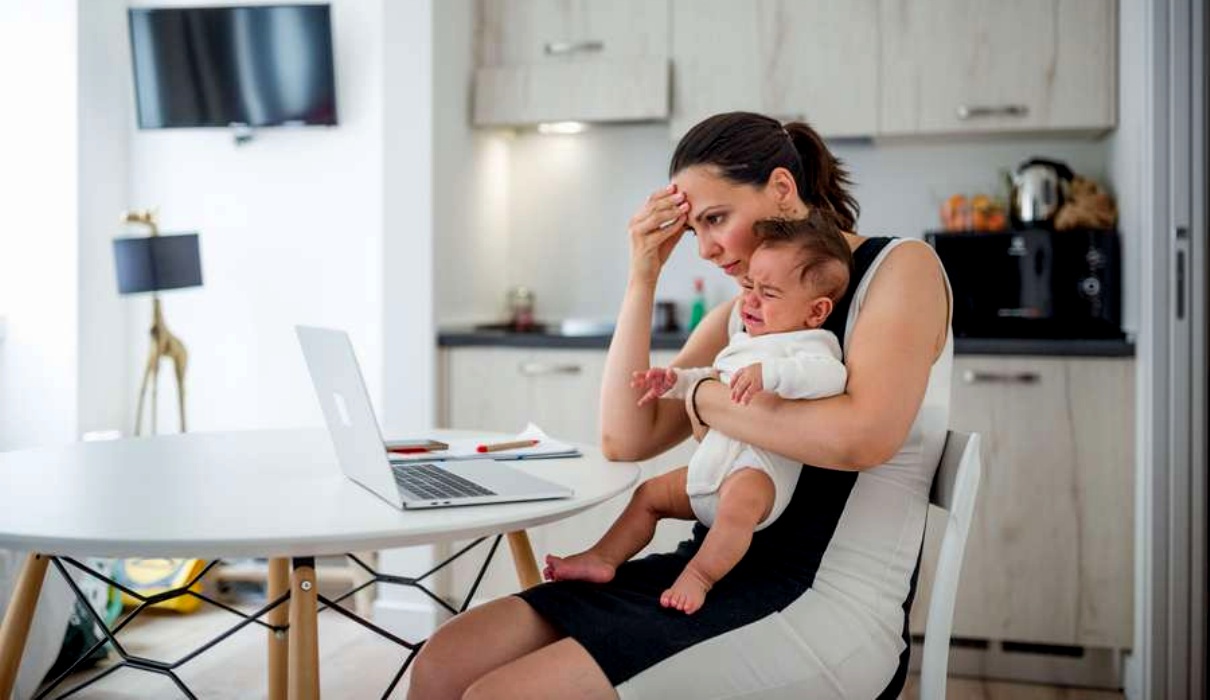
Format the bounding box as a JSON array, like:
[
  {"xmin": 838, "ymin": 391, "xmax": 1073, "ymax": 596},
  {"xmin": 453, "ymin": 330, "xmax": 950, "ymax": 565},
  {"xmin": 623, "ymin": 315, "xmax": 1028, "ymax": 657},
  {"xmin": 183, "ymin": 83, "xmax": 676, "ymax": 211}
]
[
  {"xmin": 962, "ymin": 370, "xmax": 1040, "ymax": 385},
  {"xmin": 519, "ymin": 361, "xmax": 583, "ymax": 376},
  {"xmin": 956, "ymin": 104, "xmax": 1029, "ymax": 120},
  {"xmin": 544, "ymin": 40, "xmax": 604, "ymax": 56}
]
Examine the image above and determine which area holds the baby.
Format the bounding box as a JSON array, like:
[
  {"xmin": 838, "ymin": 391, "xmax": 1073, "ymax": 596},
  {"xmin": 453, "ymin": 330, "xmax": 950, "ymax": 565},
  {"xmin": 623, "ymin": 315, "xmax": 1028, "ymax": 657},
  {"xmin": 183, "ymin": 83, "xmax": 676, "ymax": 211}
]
[{"xmin": 545, "ymin": 210, "xmax": 854, "ymax": 614}]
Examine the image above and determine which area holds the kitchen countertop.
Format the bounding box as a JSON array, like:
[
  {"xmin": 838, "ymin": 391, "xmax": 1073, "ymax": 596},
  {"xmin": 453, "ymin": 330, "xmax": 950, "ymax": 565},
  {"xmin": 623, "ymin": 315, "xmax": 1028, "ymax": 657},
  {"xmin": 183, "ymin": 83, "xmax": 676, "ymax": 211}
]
[{"xmin": 438, "ymin": 327, "xmax": 1135, "ymax": 357}]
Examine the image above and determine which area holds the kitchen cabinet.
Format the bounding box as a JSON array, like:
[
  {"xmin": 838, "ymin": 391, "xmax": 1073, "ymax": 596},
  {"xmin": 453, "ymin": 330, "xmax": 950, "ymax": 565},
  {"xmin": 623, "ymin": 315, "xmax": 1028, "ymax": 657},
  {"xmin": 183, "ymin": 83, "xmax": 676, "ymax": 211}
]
[
  {"xmin": 473, "ymin": 0, "xmax": 670, "ymax": 126},
  {"xmin": 669, "ymin": 0, "xmax": 879, "ymax": 140},
  {"xmin": 911, "ymin": 356, "xmax": 1134, "ymax": 650},
  {"xmin": 879, "ymin": 0, "xmax": 1117, "ymax": 135},
  {"xmin": 437, "ymin": 347, "xmax": 695, "ymax": 604}
]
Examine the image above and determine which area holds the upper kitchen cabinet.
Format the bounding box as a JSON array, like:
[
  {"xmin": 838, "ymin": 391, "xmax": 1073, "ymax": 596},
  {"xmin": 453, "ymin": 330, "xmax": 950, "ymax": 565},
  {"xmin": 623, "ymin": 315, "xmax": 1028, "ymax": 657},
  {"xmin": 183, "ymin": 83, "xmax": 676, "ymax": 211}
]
[
  {"xmin": 670, "ymin": 0, "xmax": 879, "ymax": 140},
  {"xmin": 879, "ymin": 0, "xmax": 1117, "ymax": 136},
  {"xmin": 473, "ymin": 0, "xmax": 671, "ymax": 126}
]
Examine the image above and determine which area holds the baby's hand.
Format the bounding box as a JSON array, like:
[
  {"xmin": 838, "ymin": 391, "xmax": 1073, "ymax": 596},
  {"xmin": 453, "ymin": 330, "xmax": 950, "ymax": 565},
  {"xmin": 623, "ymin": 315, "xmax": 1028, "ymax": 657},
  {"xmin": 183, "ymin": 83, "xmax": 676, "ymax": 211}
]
[
  {"xmin": 729, "ymin": 363, "xmax": 764, "ymax": 405},
  {"xmin": 630, "ymin": 367, "xmax": 678, "ymax": 406}
]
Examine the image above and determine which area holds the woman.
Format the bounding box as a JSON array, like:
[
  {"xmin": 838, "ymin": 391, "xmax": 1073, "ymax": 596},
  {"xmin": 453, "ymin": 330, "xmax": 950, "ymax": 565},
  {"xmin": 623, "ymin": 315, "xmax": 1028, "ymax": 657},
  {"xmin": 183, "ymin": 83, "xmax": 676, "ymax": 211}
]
[{"xmin": 407, "ymin": 112, "xmax": 952, "ymax": 700}]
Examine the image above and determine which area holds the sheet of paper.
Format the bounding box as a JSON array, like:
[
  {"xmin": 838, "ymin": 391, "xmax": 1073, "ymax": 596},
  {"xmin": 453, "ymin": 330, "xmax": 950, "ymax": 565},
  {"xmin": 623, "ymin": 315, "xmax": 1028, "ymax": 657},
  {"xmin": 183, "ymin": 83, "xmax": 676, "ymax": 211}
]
[{"xmin": 387, "ymin": 422, "xmax": 581, "ymax": 462}]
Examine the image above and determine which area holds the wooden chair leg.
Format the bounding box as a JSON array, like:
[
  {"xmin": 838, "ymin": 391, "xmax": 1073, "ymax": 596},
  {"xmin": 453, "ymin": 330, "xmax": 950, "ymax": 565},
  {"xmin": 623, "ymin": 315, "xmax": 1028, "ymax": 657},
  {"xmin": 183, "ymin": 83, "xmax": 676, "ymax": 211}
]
[
  {"xmin": 0, "ymin": 553, "xmax": 50, "ymax": 697},
  {"xmin": 350, "ymin": 551, "xmax": 377, "ymax": 618},
  {"xmin": 267, "ymin": 558, "xmax": 290, "ymax": 700},
  {"xmin": 506, "ymin": 531, "xmax": 541, "ymax": 590},
  {"xmin": 287, "ymin": 561, "xmax": 319, "ymax": 700}
]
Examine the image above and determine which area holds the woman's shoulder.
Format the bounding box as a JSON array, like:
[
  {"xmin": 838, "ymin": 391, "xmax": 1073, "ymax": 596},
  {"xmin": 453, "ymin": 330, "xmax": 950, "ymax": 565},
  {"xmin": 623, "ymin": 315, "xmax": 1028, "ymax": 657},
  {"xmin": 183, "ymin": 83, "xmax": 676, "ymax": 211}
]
[
  {"xmin": 853, "ymin": 237, "xmax": 950, "ymax": 354},
  {"xmin": 860, "ymin": 238, "xmax": 945, "ymax": 291}
]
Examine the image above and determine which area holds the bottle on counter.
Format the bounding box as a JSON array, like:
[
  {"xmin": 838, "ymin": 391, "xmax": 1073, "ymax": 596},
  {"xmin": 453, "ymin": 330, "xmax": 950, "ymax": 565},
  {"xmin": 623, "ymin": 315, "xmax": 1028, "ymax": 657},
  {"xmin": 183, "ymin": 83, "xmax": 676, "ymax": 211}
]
[{"xmin": 688, "ymin": 278, "xmax": 707, "ymax": 332}]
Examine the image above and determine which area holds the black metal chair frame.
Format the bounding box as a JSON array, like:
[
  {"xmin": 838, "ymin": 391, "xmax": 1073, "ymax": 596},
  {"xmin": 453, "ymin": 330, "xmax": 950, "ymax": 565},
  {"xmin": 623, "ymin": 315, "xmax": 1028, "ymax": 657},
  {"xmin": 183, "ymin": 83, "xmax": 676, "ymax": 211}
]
[{"xmin": 34, "ymin": 535, "xmax": 504, "ymax": 699}]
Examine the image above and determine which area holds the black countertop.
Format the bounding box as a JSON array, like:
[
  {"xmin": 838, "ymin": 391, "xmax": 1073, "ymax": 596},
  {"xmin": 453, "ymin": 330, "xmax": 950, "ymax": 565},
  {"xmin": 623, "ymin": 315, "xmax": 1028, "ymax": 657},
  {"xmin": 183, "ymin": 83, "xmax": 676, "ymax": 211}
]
[{"xmin": 438, "ymin": 328, "xmax": 1135, "ymax": 357}]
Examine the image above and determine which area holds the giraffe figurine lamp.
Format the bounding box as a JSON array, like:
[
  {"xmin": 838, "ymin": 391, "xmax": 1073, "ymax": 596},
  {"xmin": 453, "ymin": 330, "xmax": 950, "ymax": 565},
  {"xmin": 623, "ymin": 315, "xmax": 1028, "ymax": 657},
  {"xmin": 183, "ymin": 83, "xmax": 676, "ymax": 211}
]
[{"xmin": 114, "ymin": 210, "xmax": 203, "ymax": 435}]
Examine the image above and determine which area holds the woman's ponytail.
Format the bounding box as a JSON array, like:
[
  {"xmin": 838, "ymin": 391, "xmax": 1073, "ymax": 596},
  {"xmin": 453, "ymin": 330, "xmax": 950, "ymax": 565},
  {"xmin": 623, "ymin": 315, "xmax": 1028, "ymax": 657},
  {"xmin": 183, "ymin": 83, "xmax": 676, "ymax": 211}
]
[{"xmin": 784, "ymin": 122, "xmax": 859, "ymax": 232}]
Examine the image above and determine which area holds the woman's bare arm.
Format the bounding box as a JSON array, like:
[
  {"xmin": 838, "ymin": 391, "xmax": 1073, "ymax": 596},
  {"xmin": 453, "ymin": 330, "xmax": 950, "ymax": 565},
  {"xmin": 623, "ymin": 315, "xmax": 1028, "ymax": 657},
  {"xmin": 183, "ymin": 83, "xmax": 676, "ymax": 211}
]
[
  {"xmin": 600, "ymin": 292, "xmax": 731, "ymax": 461},
  {"xmin": 688, "ymin": 241, "xmax": 949, "ymax": 470}
]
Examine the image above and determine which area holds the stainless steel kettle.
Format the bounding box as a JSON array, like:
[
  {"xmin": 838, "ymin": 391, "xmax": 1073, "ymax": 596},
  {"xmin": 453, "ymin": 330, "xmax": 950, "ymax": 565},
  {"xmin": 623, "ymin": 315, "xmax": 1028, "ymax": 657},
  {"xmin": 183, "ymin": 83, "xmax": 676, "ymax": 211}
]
[{"xmin": 1010, "ymin": 158, "xmax": 1074, "ymax": 228}]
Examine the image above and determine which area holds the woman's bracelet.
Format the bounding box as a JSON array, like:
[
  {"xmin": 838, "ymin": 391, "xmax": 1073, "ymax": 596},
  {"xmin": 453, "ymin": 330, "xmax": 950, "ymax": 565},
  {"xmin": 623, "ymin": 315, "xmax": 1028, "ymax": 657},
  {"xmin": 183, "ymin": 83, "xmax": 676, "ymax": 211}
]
[{"xmin": 689, "ymin": 376, "xmax": 718, "ymax": 429}]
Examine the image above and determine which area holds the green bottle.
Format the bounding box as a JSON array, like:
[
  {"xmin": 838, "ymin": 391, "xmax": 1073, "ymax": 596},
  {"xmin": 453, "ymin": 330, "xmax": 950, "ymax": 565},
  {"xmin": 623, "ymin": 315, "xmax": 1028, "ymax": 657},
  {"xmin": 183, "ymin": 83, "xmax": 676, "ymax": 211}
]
[{"xmin": 688, "ymin": 278, "xmax": 707, "ymax": 331}]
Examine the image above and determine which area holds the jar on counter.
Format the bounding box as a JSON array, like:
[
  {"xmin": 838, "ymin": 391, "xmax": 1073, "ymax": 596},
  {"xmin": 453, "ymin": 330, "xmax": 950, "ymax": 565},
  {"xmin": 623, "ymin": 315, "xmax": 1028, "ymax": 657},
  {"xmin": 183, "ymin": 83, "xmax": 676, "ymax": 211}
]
[{"xmin": 507, "ymin": 286, "xmax": 536, "ymax": 332}]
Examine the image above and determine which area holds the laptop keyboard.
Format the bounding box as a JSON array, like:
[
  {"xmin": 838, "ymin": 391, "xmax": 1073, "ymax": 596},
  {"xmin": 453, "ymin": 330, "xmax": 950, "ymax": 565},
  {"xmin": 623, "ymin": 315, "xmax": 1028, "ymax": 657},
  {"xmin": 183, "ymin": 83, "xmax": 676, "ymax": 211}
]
[{"xmin": 391, "ymin": 462, "xmax": 495, "ymax": 500}]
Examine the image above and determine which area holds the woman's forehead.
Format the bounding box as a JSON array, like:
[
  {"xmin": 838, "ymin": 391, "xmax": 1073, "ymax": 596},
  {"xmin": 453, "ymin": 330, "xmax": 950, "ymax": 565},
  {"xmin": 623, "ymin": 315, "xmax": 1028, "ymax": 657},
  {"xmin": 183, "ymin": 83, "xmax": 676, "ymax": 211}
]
[{"xmin": 672, "ymin": 165, "xmax": 755, "ymax": 202}]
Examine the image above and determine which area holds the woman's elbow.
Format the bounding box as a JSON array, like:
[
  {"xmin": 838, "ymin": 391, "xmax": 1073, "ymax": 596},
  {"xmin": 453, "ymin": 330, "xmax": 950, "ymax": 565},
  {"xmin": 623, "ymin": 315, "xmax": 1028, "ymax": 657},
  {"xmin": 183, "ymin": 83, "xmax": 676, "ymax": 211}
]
[
  {"xmin": 600, "ymin": 431, "xmax": 642, "ymax": 462},
  {"xmin": 835, "ymin": 421, "xmax": 904, "ymax": 471}
]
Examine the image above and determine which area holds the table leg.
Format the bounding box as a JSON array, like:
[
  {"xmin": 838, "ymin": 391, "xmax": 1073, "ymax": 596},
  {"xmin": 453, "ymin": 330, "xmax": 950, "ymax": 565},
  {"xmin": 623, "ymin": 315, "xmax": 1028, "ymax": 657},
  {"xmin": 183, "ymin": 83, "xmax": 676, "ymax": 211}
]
[
  {"xmin": 0, "ymin": 553, "xmax": 50, "ymax": 697},
  {"xmin": 506, "ymin": 531, "xmax": 542, "ymax": 590},
  {"xmin": 287, "ymin": 557, "xmax": 319, "ymax": 700},
  {"xmin": 267, "ymin": 558, "xmax": 290, "ymax": 700}
]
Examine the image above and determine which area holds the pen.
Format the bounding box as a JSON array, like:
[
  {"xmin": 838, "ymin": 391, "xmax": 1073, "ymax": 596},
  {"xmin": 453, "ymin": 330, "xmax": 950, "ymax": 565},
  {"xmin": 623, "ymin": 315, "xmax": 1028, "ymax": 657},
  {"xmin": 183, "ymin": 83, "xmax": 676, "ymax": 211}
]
[
  {"xmin": 476, "ymin": 439, "xmax": 539, "ymax": 453},
  {"xmin": 388, "ymin": 446, "xmax": 432, "ymax": 454}
]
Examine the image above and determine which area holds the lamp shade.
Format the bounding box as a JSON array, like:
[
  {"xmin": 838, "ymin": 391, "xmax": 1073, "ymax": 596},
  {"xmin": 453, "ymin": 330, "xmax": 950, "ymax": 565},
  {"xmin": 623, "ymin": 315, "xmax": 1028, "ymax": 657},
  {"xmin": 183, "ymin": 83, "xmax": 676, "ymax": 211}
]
[{"xmin": 113, "ymin": 233, "xmax": 203, "ymax": 294}]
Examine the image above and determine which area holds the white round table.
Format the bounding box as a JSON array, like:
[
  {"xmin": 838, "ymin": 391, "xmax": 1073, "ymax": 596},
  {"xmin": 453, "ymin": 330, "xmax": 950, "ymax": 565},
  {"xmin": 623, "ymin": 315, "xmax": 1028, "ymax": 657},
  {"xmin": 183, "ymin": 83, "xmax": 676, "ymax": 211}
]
[{"xmin": 0, "ymin": 429, "xmax": 639, "ymax": 699}]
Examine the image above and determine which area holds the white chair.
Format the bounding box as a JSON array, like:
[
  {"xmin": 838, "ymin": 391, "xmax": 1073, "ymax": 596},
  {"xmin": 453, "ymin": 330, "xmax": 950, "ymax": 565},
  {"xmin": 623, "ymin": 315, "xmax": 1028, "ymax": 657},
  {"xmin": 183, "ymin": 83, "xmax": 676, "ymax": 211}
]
[{"xmin": 915, "ymin": 430, "xmax": 983, "ymax": 700}]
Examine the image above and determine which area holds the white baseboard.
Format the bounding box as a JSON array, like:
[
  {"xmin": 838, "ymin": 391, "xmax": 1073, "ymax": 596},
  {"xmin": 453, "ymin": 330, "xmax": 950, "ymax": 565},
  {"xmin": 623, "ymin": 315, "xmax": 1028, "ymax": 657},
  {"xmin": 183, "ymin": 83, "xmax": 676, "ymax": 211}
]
[{"xmin": 372, "ymin": 598, "xmax": 450, "ymax": 642}]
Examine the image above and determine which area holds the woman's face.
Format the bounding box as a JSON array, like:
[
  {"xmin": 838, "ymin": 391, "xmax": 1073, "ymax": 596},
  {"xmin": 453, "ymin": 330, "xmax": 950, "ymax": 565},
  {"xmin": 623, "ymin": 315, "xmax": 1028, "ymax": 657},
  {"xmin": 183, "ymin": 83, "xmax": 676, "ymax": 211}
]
[{"xmin": 671, "ymin": 165, "xmax": 798, "ymax": 279}]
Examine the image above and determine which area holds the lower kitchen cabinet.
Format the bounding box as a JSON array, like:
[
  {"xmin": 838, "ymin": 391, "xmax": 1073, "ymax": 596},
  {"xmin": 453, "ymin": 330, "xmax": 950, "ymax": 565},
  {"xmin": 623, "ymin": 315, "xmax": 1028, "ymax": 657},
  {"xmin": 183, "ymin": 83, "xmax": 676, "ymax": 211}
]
[
  {"xmin": 911, "ymin": 356, "xmax": 1135, "ymax": 651},
  {"xmin": 437, "ymin": 347, "xmax": 696, "ymax": 605}
]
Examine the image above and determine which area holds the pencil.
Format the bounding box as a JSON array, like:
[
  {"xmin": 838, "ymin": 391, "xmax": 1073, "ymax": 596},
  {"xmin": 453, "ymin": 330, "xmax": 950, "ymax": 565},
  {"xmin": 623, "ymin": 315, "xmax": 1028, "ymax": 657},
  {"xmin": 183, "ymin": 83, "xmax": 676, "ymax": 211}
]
[{"xmin": 476, "ymin": 439, "xmax": 539, "ymax": 453}]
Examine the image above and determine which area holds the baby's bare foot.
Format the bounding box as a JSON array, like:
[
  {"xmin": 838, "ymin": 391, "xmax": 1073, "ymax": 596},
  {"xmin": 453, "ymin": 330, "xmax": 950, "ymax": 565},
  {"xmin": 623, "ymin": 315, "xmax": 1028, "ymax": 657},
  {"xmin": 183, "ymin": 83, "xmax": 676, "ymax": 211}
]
[
  {"xmin": 659, "ymin": 568, "xmax": 711, "ymax": 614},
  {"xmin": 544, "ymin": 552, "xmax": 616, "ymax": 583}
]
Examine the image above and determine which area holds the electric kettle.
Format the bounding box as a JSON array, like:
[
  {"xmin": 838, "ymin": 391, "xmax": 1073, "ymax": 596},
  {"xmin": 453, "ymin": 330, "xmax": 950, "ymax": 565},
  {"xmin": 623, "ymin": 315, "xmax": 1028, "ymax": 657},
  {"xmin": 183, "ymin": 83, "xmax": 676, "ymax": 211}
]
[{"xmin": 1009, "ymin": 158, "xmax": 1074, "ymax": 228}]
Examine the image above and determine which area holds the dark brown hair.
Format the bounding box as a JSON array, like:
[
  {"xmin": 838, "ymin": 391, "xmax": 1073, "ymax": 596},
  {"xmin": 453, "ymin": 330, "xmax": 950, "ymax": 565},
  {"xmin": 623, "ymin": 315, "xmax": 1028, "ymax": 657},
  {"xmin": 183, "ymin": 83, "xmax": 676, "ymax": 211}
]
[
  {"xmin": 752, "ymin": 209, "xmax": 854, "ymax": 302},
  {"xmin": 669, "ymin": 112, "xmax": 860, "ymax": 232}
]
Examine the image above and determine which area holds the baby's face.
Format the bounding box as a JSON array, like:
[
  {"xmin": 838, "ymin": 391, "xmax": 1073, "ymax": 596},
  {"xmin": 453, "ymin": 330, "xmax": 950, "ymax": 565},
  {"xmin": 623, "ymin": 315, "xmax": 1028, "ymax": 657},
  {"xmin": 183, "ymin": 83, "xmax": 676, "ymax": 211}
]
[{"xmin": 739, "ymin": 246, "xmax": 829, "ymax": 336}]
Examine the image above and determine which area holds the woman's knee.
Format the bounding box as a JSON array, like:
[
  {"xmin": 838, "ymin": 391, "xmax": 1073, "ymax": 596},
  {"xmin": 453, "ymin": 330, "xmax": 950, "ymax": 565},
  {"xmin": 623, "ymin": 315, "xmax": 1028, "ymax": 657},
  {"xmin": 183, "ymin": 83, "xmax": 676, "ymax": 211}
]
[{"xmin": 408, "ymin": 625, "xmax": 462, "ymax": 699}]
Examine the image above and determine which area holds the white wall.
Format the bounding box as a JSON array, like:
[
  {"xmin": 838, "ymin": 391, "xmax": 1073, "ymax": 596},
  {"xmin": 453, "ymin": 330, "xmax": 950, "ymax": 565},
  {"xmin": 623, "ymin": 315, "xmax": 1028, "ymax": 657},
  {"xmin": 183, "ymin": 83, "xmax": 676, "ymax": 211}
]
[
  {"xmin": 452, "ymin": 127, "xmax": 1114, "ymax": 329},
  {"xmin": 0, "ymin": 0, "xmax": 80, "ymax": 451},
  {"xmin": 78, "ymin": 0, "xmax": 132, "ymax": 439},
  {"xmin": 431, "ymin": 0, "xmax": 510, "ymax": 328},
  {"xmin": 125, "ymin": 0, "xmax": 385, "ymax": 434}
]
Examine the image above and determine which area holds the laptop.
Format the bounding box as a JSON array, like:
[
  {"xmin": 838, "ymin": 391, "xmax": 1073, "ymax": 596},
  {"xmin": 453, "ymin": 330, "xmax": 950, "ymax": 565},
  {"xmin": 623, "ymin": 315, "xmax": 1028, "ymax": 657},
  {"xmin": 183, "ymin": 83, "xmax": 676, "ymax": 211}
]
[{"xmin": 296, "ymin": 325, "xmax": 573, "ymax": 509}]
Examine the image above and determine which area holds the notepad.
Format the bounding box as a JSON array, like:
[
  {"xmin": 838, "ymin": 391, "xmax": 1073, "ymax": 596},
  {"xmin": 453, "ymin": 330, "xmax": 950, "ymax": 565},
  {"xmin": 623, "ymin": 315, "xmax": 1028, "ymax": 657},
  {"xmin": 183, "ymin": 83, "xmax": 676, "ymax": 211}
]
[{"xmin": 387, "ymin": 423, "xmax": 582, "ymax": 463}]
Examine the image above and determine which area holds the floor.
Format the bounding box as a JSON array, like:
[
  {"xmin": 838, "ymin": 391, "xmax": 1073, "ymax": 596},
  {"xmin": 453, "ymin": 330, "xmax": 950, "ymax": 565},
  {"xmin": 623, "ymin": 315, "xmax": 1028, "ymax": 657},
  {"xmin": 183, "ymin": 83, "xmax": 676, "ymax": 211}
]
[{"xmin": 48, "ymin": 605, "xmax": 1127, "ymax": 699}]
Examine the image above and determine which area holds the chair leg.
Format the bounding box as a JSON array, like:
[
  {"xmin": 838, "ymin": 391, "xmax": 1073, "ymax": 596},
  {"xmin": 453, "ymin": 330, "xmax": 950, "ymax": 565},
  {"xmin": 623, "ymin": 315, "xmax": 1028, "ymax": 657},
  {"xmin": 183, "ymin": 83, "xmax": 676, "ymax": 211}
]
[
  {"xmin": 266, "ymin": 558, "xmax": 290, "ymax": 700},
  {"xmin": 287, "ymin": 559, "xmax": 319, "ymax": 700},
  {"xmin": 507, "ymin": 531, "xmax": 541, "ymax": 590},
  {"xmin": 350, "ymin": 551, "xmax": 377, "ymax": 618},
  {"xmin": 0, "ymin": 554, "xmax": 50, "ymax": 697}
]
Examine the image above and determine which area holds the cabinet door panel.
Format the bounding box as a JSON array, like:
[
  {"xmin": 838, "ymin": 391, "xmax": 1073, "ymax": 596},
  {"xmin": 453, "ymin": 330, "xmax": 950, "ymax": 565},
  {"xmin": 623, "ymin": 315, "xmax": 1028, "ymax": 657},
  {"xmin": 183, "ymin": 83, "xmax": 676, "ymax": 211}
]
[
  {"xmin": 446, "ymin": 348, "xmax": 533, "ymax": 434},
  {"xmin": 524, "ymin": 349, "xmax": 606, "ymax": 444},
  {"xmin": 479, "ymin": 0, "xmax": 668, "ymax": 66},
  {"xmin": 671, "ymin": 0, "xmax": 878, "ymax": 139},
  {"xmin": 910, "ymin": 357, "xmax": 1133, "ymax": 648},
  {"xmin": 879, "ymin": 0, "xmax": 1115, "ymax": 135}
]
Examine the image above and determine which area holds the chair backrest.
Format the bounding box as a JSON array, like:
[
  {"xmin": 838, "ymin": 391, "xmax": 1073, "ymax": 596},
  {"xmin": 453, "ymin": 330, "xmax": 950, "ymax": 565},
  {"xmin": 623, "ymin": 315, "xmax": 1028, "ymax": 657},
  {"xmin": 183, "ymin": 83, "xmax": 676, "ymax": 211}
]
[{"xmin": 918, "ymin": 430, "xmax": 983, "ymax": 700}]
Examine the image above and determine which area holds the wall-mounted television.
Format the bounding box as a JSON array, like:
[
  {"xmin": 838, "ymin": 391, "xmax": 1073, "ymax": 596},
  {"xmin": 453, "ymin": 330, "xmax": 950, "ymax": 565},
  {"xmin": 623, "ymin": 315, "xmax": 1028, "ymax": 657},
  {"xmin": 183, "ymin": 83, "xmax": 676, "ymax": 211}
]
[{"xmin": 129, "ymin": 4, "xmax": 337, "ymax": 129}]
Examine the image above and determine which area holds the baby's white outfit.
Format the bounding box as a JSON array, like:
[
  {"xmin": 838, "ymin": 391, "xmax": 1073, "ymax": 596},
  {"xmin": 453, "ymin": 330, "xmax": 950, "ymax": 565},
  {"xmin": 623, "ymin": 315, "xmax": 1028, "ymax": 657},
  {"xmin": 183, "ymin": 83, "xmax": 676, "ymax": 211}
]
[{"xmin": 668, "ymin": 324, "xmax": 846, "ymax": 530}]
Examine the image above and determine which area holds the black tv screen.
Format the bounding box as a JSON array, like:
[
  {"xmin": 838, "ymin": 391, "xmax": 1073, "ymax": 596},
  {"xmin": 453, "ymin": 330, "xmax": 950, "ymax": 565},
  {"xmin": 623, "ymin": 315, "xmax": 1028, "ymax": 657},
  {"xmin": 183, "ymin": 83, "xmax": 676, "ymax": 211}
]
[{"xmin": 129, "ymin": 4, "xmax": 337, "ymax": 129}]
